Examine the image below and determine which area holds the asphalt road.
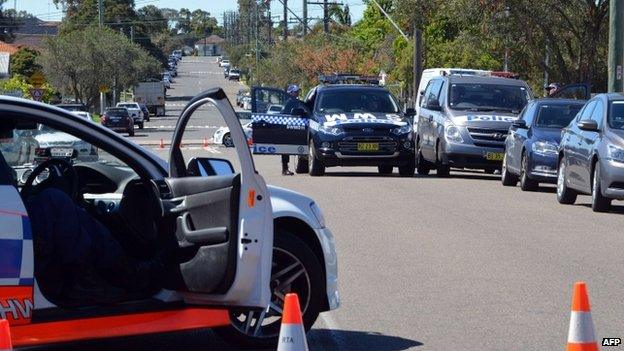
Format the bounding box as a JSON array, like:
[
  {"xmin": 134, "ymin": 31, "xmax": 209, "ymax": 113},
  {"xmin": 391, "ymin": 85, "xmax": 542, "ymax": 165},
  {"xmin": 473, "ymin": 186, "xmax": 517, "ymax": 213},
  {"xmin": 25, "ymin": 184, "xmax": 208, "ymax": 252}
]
[{"xmin": 46, "ymin": 57, "xmax": 624, "ymax": 350}]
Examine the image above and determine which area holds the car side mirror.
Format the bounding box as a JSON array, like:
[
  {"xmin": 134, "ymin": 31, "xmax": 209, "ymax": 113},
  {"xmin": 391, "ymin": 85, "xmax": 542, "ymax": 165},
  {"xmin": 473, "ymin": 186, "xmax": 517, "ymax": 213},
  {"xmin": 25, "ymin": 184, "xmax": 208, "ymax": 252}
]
[
  {"xmin": 187, "ymin": 157, "xmax": 235, "ymax": 177},
  {"xmin": 425, "ymin": 98, "xmax": 442, "ymax": 111},
  {"xmin": 512, "ymin": 120, "xmax": 527, "ymax": 129},
  {"xmin": 405, "ymin": 108, "xmax": 416, "ymax": 116},
  {"xmin": 290, "ymin": 107, "xmax": 307, "ymax": 116},
  {"xmin": 577, "ymin": 120, "xmax": 599, "ymax": 132}
]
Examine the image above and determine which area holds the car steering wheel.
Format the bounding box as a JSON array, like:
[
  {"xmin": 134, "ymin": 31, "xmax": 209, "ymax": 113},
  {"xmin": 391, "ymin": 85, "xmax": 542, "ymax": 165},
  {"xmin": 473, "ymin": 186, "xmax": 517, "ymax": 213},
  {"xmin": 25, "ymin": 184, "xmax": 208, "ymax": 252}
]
[{"xmin": 21, "ymin": 158, "xmax": 79, "ymax": 201}]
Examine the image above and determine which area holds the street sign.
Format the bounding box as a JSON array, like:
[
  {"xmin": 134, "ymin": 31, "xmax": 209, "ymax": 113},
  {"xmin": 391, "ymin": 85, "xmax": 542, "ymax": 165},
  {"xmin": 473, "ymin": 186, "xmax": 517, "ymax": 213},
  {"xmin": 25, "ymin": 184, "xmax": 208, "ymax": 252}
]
[
  {"xmin": 29, "ymin": 71, "xmax": 46, "ymax": 87},
  {"xmin": 29, "ymin": 88, "xmax": 43, "ymax": 102},
  {"xmin": 99, "ymin": 85, "xmax": 110, "ymax": 93}
]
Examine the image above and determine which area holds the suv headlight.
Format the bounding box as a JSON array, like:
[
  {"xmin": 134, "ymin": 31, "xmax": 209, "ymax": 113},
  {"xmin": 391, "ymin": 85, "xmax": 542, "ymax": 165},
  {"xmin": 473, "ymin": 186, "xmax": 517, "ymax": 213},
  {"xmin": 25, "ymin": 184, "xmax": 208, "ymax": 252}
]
[
  {"xmin": 319, "ymin": 125, "xmax": 344, "ymax": 136},
  {"xmin": 532, "ymin": 141, "xmax": 558, "ymax": 155},
  {"xmin": 310, "ymin": 202, "xmax": 326, "ymax": 228},
  {"xmin": 608, "ymin": 145, "xmax": 624, "ymax": 163},
  {"xmin": 444, "ymin": 122, "xmax": 463, "ymax": 143},
  {"xmin": 391, "ymin": 124, "xmax": 412, "ymax": 135}
]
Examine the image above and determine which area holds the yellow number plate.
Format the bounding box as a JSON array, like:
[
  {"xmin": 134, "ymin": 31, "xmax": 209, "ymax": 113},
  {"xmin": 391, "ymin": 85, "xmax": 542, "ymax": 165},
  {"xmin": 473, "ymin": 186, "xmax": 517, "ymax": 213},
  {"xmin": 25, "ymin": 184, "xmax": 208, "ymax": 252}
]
[
  {"xmin": 485, "ymin": 152, "xmax": 504, "ymax": 161},
  {"xmin": 357, "ymin": 143, "xmax": 379, "ymax": 151}
]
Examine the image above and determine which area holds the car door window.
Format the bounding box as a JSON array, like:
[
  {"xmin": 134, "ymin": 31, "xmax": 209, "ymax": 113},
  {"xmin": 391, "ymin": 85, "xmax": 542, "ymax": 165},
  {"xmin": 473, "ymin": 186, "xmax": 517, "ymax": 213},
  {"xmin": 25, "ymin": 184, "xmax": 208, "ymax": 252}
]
[
  {"xmin": 590, "ymin": 100, "xmax": 604, "ymax": 128},
  {"xmin": 427, "ymin": 80, "xmax": 443, "ymax": 105},
  {"xmin": 421, "ymin": 81, "xmax": 435, "ymax": 108},
  {"xmin": 578, "ymin": 100, "xmax": 597, "ymax": 122}
]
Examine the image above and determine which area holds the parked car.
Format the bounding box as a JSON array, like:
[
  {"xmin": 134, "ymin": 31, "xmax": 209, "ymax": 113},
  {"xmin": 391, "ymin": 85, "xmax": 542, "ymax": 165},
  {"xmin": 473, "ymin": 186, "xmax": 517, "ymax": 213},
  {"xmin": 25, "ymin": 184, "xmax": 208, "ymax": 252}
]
[
  {"xmin": 54, "ymin": 103, "xmax": 88, "ymax": 112},
  {"xmin": 101, "ymin": 107, "xmax": 134, "ymax": 136},
  {"xmin": 213, "ymin": 111, "xmax": 252, "ymax": 147},
  {"xmin": 223, "ymin": 67, "xmax": 230, "ymax": 79},
  {"xmin": 0, "ymin": 89, "xmax": 338, "ymax": 349},
  {"xmin": 163, "ymin": 77, "xmax": 171, "ymax": 89},
  {"xmin": 72, "ymin": 111, "xmax": 94, "ymax": 122},
  {"xmin": 502, "ymin": 99, "xmax": 585, "ymax": 190},
  {"xmin": 173, "ymin": 49, "xmax": 182, "ymax": 59},
  {"xmin": 228, "ymin": 68, "xmax": 241, "ymax": 81},
  {"xmin": 557, "ymin": 93, "xmax": 624, "ymax": 212},
  {"xmin": 266, "ymin": 104, "xmax": 284, "ymax": 114},
  {"xmin": 220, "ymin": 59, "xmax": 230, "ymax": 68},
  {"xmin": 236, "ymin": 89, "xmax": 250, "ymax": 107},
  {"xmin": 415, "ymin": 74, "xmax": 531, "ymax": 176},
  {"xmin": 116, "ymin": 102, "xmax": 145, "ymax": 129}
]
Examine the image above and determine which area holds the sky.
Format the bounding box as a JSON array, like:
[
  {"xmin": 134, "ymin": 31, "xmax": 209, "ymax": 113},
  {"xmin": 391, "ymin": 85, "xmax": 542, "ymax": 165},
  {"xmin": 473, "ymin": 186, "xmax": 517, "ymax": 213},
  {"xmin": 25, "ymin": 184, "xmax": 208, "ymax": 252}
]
[{"xmin": 16, "ymin": 0, "xmax": 366, "ymax": 25}]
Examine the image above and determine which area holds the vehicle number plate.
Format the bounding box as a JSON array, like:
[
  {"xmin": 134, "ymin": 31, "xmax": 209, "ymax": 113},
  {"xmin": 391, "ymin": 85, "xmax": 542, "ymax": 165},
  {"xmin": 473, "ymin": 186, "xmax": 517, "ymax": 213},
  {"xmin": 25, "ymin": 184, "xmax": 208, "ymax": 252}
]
[
  {"xmin": 485, "ymin": 152, "xmax": 504, "ymax": 161},
  {"xmin": 357, "ymin": 143, "xmax": 379, "ymax": 151},
  {"xmin": 50, "ymin": 147, "xmax": 74, "ymax": 157}
]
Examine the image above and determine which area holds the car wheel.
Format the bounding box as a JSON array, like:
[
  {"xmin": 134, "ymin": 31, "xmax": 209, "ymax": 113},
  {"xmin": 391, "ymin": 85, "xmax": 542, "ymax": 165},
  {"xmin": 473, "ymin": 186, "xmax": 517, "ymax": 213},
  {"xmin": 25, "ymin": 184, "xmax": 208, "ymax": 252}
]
[
  {"xmin": 398, "ymin": 157, "xmax": 415, "ymax": 177},
  {"xmin": 557, "ymin": 157, "xmax": 577, "ymax": 204},
  {"xmin": 591, "ymin": 162, "xmax": 611, "ymax": 212},
  {"xmin": 295, "ymin": 156, "xmax": 309, "ymax": 174},
  {"xmin": 520, "ymin": 153, "xmax": 539, "ymax": 191},
  {"xmin": 308, "ymin": 141, "xmax": 325, "ymax": 176},
  {"xmin": 415, "ymin": 138, "xmax": 430, "ymax": 175},
  {"xmin": 378, "ymin": 165, "xmax": 393, "ymax": 174},
  {"xmin": 222, "ymin": 133, "xmax": 234, "ymax": 147},
  {"xmin": 128, "ymin": 129, "xmax": 135, "ymax": 137},
  {"xmin": 138, "ymin": 122, "xmax": 144, "ymax": 129},
  {"xmin": 215, "ymin": 230, "xmax": 324, "ymax": 349},
  {"xmin": 436, "ymin": 141, "xmax": 450, "ymax": 177},
  {"xmin": 501, "ymin": 153, "xmax": 518, "ymax": 186}
]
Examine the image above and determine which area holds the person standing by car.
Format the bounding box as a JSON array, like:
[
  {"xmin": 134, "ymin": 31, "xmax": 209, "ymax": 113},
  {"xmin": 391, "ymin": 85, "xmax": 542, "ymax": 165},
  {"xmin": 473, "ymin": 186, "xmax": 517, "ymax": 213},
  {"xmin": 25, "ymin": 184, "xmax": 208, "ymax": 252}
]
[
  {"xmin": 280, "ymin": 84, "xmax": 307, "ymax": 175},
  {"xmin": 545, "ymin": 83, "xmax": 560, "ymax": 97}
]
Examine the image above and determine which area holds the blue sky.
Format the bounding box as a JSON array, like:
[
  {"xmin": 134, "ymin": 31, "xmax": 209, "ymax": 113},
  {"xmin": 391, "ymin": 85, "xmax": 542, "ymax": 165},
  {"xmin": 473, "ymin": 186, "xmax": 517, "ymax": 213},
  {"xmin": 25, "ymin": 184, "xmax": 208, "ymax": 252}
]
[{"xmin": 17, "ymin": 0, "xmax": 366, "ymax": 25}]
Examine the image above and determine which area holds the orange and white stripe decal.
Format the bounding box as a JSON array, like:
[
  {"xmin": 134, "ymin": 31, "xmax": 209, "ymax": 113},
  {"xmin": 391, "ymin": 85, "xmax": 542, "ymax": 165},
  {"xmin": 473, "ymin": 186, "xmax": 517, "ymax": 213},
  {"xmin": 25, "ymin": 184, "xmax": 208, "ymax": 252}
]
[{"xmin": 567, "ymin": 282, "xmax": 597, "ymax": 351}]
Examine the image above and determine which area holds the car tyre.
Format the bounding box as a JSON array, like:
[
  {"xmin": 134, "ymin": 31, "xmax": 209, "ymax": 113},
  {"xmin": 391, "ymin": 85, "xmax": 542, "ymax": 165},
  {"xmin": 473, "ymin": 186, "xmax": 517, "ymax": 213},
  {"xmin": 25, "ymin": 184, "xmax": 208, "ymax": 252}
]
[
  {"xmin": 398, "ymin": 157, "xmax": 415, "ymax": 177},
  {"xmin": 215, "ymin": 230, "xmax": 324, "ymax": 349},
  {"xmin": 591, "ymin": 162, "xmax": 611, "ymax": 212},
  {"xmin": 128, "ymin": 129, "xmax": 135, "ymax": 137},
  {"xmin": 138, "ymin": 122, "xmax": 144, "ymax": 130},
  {"xmin": 436, "ymin": 141, "xmax": 450, "ymax": 177},
  {"xmin": 222, "ymin": 133, "xmax": 234, "ymax": 147},
  {"xmin": 557, "ymin": 157, "xmax": 577, "ymax": 204},
  {"xmin": 308, "ymin": 141, "xmax": 325, "ymax": 176},
  {"xmin": 378, "ymin": 165, "xmax": 393, "ymax": 174},
  {"xmin": 295, "ymin": 156, "xmax": 309, "ymax": 174},
  {"xmin": 520, "ymin": 153, "xmax": 539, "ymax": 191},
  {"xmin": 415, "ymin": 138, "xmax": 431, "ymax": 175},
  {"xmin": 501, "ymin": 153, "xmax": 518, "ymax": 186}
]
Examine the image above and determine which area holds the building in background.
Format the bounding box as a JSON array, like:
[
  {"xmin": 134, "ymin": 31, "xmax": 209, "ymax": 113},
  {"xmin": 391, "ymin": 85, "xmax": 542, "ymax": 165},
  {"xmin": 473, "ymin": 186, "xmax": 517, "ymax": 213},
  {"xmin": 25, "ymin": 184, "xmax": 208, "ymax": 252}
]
[{"xmin": 194, "ymin": 35, "xmax": 224, "ymax": 56}]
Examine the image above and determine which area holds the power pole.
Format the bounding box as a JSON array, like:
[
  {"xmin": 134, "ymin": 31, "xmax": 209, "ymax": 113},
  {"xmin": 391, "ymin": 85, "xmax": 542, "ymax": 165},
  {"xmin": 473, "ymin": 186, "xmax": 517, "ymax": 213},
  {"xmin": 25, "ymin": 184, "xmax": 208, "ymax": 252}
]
[
  {"xmin": 608, "ymin": 0, "xmax": 623, "ymax": 92},
  {"xmin": 303, "ymin": 0, "xmax": 308, "ymax": 37},
  {"xmin": 267, "ymin": 2, "xmax": 272, "ymax": 44},
  {"xmin": 283, "ymin": 0, "xmax": 288, "ymax": 40},
  {"xmin": 323, "ymin": 0, "xmax": 328, "ymax": 33},
  {"xmin": 130, "ymin": 25, "xmax": 134, "ymax": 42},
  {"xmin": 98, "ymin": 0, "xmax": 105, "ymax": 114}
]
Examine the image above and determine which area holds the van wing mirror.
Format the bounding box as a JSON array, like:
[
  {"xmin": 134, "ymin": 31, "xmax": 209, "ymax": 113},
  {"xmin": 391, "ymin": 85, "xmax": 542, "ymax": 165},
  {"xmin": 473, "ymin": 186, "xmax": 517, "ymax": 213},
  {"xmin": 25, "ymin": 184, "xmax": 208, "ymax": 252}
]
[{"xmin": 512, "ymin": 120, "xmax": 527, "ymax": 129}]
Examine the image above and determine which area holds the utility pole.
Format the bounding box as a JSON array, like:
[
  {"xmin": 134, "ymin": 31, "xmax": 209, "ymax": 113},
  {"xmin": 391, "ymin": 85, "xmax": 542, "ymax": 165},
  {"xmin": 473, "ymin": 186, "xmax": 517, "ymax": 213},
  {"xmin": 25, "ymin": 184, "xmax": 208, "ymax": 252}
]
[
  {"xmin": 323, "ymin": 0, "xmax": 329, "ymax": 33},
  {"xmin": 608, "ymin": 0, "xmax": 623, "ymax": 92},
  {"xmin": 283, "ymin": 0, "xmax": 288, "ymax": 40},
  {"xmin": 544, "ymin": 43, "xmax": 550, "ymax": 97},
  {"xmin": 413, "ymin": 27, "xmax": 422, "ymax": 108},
  {"xmin": 130, "ymin": 25, "xmax": 134, "ymax": 42},
  {"xmin": 303, "ymin": 0, "xmax": 308, "ymax": 37},
  {"xmin": 98, "ymin": 0, "xmax": 105, "ymax": 114}
]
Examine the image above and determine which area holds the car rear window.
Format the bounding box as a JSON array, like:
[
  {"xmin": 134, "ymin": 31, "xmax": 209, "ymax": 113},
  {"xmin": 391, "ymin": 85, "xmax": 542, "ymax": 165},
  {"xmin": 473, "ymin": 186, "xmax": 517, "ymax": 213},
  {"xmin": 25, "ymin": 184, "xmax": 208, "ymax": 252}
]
[
  {"xmin": 107, "ymin": 109, "xmax": 128, "ymax": 116},
  {"xmin": 534, "ymin": 104, "xmax": 583, "ymax": 128}
]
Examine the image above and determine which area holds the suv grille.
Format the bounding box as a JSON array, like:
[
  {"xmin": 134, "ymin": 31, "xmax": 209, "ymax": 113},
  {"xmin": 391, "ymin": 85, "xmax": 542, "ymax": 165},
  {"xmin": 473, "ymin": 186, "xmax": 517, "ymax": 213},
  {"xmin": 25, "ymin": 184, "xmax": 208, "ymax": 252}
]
[
  {"xmin": 467, "ymin": 127, "xmax": 508, "ymax": 146},
  {"xmin": 338, "ymin": 136, "xmax": 397, "ymax": 154}
]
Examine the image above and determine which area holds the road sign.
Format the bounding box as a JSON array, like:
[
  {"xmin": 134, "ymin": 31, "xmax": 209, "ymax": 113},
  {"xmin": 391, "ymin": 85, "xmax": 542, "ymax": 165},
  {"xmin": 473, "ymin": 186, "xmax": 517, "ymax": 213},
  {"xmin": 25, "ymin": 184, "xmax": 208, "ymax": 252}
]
[
  {"xmin": 29, "ymin": 88, "xmax": 43, "ymax": 102},
  {"xmin": 99, "ymin": 85, "xmax": 110, "ymax": 93},
  {"xmin": 29, "ymin": 71, "xmax": 46, "ymax": 87}
]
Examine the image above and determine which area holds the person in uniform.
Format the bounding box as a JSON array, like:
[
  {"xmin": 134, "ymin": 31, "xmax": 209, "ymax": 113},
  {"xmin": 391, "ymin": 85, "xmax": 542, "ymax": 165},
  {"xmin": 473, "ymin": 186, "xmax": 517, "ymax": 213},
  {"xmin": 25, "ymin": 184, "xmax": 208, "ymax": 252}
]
[{"xmin": 280, "ymin": 84, "xmax": 307, "ymax": 175}]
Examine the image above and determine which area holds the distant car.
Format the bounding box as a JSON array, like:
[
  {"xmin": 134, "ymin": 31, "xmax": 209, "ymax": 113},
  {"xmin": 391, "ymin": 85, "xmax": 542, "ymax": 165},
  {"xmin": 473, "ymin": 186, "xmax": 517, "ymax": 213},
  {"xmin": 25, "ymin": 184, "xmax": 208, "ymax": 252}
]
[
  {"xmin": 116, "ymin": 102, "xmax": 144, "ymax": 129},
  {"xmin": 242, "ymin": 96, "xmax": 252, "ymax": 110},
  {"xmin": 101, "ymin": 107, "xmax": 134, "ymax": 136},
  {"xmin": 223, "ymin": 67, "xmax": 230, "ymax": 79},
  {"xmin": 72, "ymin": 111, "xmax": 94, "ymax": 122},
  {"xmin": 557, "ymin": 93, "xmax": 624, "ymax": 212},
  {"xmin": 502, "ymin": 99, "xmax": 585, "ymax": 190},
  {"xmin": 163, "ymin": 77, "xmax": 171, "ymax": 89},
  {"xmin": 228, "ymin": 69, "xmax": 241, "ymax": 81},
  {"xmin": 173, "ymin": 49, "xmax": 182, "ymax": 59},
  {"xmin": 34, "ymin": 123, "xmax": 98, "ymax": 162},
  {"xmin": 213, "ymin": 112, "xmax": 252, "ymax": 147},
  {"xmin": 138, "ymin": 103, "xmax": 150, "ymax": 122},
  {"xmin": 163, "ymin": 72, "xmax": 174, "ymax": 83},
  {"xmin": 220, "ymin": 59, "xmax": 230, "ymax": 68},
  {"xmin": 55, "ymin": 103, "xmax": 88, "ymax": 112},
  {"xmin": 266, "ymin": 104, "xmax": 284, "ymax": 114},
  {"xmin": 236, "ymin": 89, "xmax": 249, "ymax": 107}
]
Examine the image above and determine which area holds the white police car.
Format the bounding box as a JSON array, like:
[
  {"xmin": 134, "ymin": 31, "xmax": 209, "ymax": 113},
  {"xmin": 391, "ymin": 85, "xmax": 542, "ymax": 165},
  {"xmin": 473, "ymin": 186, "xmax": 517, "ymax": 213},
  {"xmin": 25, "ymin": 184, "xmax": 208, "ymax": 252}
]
[{"xmin": 0, "ymin": 89, "xmax": 338, "ymax": 348}]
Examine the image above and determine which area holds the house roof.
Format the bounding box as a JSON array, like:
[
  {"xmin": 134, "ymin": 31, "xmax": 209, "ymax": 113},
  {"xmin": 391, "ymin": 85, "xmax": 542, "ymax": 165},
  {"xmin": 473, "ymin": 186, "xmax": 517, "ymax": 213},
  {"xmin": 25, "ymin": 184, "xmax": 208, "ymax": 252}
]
[
  {"xmin": 0, "ymin": 41, "xmax": 18, "ymax": 54},
  {"xmin": 196, "ymin": 35, "xmax": 225, "ymax": 45}
]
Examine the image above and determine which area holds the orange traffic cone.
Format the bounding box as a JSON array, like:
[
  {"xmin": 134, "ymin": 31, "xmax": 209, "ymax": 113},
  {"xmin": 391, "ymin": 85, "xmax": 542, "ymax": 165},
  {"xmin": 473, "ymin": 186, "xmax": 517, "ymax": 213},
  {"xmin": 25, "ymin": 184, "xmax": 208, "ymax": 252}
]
[
  {"xmin": 203, "ymin": 136, "xmax": 209, "ymax": 148},
  {"xmin": 159, "ymin": 138, "xmax": 164, "ymax": 149},
  {"xmin": 567, "ymin": 282, "xmax": 598, "ymax": 351},
  {"xmin": 277, "ymin": 293, "xmax": 308, "ymax": 351},
  {"xmin": 0, "ymin": 319, "xmax": 12, "ymax": 350}
]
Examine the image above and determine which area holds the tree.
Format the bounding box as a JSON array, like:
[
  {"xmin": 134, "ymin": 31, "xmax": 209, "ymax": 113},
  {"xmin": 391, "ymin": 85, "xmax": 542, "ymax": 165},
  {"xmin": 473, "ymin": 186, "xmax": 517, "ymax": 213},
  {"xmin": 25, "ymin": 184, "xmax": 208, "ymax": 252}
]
[
  {"xmin": 38, "ymin": 25, "xmax": 161, "ymax": 107},
  {"xmin": 137, "ymin": 5, "xmax": 167, "ymax": 36},
  {"xmin": 9, "ymin": 48, "xmax": 42, "ymax": 78}
]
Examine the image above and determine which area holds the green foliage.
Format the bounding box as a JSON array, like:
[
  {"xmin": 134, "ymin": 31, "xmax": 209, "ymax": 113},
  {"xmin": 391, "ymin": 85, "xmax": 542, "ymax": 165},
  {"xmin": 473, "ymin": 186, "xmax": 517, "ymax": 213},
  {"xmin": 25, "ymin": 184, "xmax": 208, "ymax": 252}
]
[
  {"xmin": 9, "ymin": 48, "xmax": 42, "ymax": 78},
  {"xmin": 0, "ymin": 76, "xmax": 56, "ymax": 102}
]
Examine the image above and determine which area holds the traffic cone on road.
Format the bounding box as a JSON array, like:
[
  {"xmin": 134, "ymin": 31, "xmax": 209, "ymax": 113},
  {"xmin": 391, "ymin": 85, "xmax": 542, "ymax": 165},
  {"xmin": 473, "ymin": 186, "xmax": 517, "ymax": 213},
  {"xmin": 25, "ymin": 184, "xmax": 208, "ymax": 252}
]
[
  {"xmin": 0, "ymin": 319, "xmax": 12, "ymax": 350},
  {"xmin": 159, "ymin": 138, "xmax": 164, "ymax": 149},
  {"xmin": 567, "ymin": 282, "xmax": 598, "ymax": 351},
  {"xmin": 203, "ymin": 136, "xmax": 209, "ymax": 148},
  {"xmin": 277, "ymin": 293, "xmax": 308, "ymax": 351}
]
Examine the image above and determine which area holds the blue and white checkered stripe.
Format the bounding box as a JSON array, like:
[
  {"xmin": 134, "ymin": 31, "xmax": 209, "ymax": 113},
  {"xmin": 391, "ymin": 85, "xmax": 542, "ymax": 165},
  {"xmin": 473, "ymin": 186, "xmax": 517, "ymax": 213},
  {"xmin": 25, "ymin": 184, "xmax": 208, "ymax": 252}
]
[
  {"xmin": 0, "ymin": 185, "xmax": 34, "ymax": 286},
  {"xmin": 252, "ymin": 114, "xmax": 309, "ymax": 127}
]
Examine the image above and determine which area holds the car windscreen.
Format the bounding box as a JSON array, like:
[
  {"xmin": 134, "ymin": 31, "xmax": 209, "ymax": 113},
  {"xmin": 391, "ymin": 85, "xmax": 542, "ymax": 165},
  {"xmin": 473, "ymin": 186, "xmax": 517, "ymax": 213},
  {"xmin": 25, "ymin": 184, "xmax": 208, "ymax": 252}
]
[
  {"xmin": 609, "ymin": 101, "xmax": 624, "ymax": 129},
  {"xmin": 449, "ymin": 83, "xmax": 529, "ymax": 113},
  {"xmin": 316, "ymin": 89, "xmax": 400, "ymax": 113},
  {"xmin": 534, "ymin": 104, "xmax": 583, "ymax": 128}
]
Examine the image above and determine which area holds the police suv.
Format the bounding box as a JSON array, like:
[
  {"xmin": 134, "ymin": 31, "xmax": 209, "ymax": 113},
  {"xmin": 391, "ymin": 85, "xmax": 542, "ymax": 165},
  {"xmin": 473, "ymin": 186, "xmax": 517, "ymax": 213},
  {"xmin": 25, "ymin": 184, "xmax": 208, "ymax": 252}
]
[{"xmin": 415, "ymin": 74, "xmax": 532, "ymax": 176}]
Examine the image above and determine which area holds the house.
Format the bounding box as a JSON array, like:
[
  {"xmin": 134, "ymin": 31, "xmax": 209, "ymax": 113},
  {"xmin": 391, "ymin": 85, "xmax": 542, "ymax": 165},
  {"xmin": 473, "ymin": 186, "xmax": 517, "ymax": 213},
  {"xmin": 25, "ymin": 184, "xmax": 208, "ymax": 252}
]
[{"xmin": 194, "ymin": 35, "xmax": 225, "ymax": 56}]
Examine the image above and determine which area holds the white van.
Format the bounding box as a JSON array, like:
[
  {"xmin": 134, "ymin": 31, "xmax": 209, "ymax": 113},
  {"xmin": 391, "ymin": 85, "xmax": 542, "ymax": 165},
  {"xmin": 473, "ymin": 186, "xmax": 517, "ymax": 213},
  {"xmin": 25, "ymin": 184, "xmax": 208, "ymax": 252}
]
[{"xmin": 416, "ymin": 68, "xmax": 491, "ymax": 113}]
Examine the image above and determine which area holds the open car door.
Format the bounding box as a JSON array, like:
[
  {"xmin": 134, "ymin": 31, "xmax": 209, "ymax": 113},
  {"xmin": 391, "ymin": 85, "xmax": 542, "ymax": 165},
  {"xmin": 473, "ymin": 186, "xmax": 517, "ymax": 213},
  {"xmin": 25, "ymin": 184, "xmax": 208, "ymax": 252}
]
[
  {"xmin": 550, "ymin": 83, "xmax": 591, "ymax": 100},
  {"xmin": 250, "ymin": 86, "xmax": 308, "ymax": 155},
  {"xmin": 165, "ymin": 88, "xmax": 273, "ymax": 308}
]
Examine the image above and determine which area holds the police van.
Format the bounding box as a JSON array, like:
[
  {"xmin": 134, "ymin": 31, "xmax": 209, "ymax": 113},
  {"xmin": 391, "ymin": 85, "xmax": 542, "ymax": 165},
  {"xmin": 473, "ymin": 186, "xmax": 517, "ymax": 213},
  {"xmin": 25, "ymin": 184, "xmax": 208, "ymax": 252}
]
[
  {"xmin": 415, "ymin": 74, "xmax": 532, "ymax": 176},
  {"xmin": 251, "ymin": 74, "xmax": 416, "ymax": 176}
]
